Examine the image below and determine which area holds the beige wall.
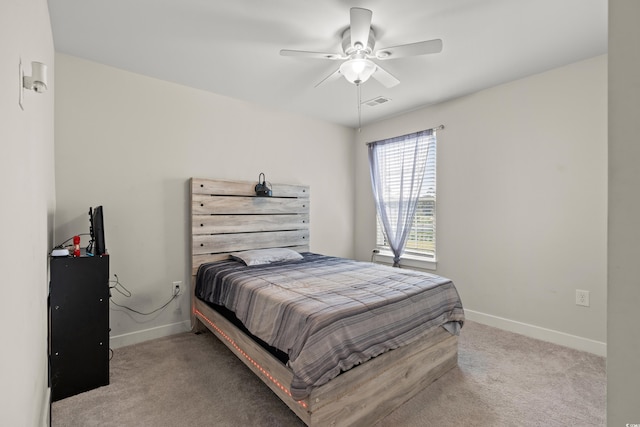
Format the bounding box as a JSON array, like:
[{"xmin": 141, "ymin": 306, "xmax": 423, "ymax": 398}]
[
  {"xmin": 608, "ymin": 0, "xmax": 640, "ymax": 423},
  {"xmin": 54, "ymin": 53, "xmax": 355, "ymax": 347},
  {"xmin": 356, "ymin": 55, "xmax": 607, "ymax": 355},
  {"xmin": 0, "ymin": 0, "xmax": 55, "ymax": 424}
]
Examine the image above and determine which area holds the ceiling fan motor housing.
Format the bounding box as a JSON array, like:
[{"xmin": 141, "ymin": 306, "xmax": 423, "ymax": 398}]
[{"xmin": 342, "ymin": 28, "xmax": 376, "ymax": 55}]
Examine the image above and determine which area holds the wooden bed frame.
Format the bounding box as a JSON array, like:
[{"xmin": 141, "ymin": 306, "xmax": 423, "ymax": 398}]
[{"xmin": 190, "ymin": 177, "xmax": 458, "ymax": 426}]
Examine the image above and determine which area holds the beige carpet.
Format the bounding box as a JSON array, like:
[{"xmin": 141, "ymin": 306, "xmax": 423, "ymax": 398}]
[{"xmin": 52, "ymin": 321, "xmax": 605, "ymax": 426}]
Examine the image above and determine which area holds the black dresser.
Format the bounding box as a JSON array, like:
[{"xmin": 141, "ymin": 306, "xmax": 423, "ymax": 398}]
[{"xmin": 49, "ymin": 255, "xmax": 109, "ymax": 401}]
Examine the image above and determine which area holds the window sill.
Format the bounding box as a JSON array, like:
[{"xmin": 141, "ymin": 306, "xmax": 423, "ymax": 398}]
[{"xmin": 372, "ymin": 250, "xmax": 437, "ymax": 271}]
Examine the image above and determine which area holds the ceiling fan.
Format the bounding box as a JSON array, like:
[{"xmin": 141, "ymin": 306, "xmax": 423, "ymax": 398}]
[{"xmin": 280, "ymin": 7, "xmax": 443, "ymax": 88}]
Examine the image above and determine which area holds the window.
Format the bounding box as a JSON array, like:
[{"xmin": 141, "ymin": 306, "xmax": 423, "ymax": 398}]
[{"xmin": 374, "ymin": 131, "xmax": 437, "ymax": 260}]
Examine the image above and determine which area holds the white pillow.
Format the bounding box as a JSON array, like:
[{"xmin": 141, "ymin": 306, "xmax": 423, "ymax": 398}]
[{"xmin": 230, "ymin": 248, "xmax": 303, "ymax": 266}]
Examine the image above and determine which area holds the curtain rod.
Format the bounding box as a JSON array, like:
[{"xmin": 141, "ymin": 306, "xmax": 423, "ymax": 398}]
[{"xmin": 365, "ymin": 125, "xmax": 445, "ymax": 145}]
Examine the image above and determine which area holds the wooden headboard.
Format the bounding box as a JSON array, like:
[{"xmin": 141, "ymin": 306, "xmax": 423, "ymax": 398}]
[{"xmin": 190, "ymin": 178, "xmax": 310, "ymax": 276}]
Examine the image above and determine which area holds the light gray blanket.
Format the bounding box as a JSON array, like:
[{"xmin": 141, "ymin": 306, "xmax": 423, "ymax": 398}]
[{"xmin": 196, "ymin": 253, "xmax": 464, "ymax": 400}]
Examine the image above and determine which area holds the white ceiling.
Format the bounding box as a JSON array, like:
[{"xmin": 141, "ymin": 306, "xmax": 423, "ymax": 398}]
[{"xmin": 48, "ymin": 0, "xmax": 607, "ymax": 129}]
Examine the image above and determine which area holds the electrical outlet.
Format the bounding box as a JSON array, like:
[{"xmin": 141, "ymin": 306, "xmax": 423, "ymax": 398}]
[
  {"xmin": 172, "ymin": 281, "xmax": 182, "ymax": 296},
  {"xmin": 576, "ymin": 289, "xmax": 590, "ymax": 307}
]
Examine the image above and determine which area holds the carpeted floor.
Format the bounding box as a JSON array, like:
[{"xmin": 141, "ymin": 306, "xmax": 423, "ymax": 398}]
[{"xmin": 52, "ymin": 321, "xmax": 605, "ymax": 426}]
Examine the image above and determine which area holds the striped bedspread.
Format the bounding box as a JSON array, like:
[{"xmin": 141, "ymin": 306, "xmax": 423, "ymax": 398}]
[{"xmin": 195, "ymin": 253, "xmax": 464, "ymax": 400}]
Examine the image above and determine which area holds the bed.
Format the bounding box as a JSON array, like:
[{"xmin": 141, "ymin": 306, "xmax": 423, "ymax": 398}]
[{"xmin": 190, "ymin": 177, "xmax": 464, "ymax": 426}]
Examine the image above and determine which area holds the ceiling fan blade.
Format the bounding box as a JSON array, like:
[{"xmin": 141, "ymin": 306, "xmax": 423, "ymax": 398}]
[
  {"xmin": 371, "ymin": 64, "xmax": 400, "ymax": 88},
  {"xmin": 280, "ymin": 49, "xmax": 345, "ymax": 60},
  {"xmin": 315, "ymin": 68, "xmax": 342, "ymax": 88},
  {"xmin": 350, "ymin": 7, "xmax": 372, "ymax": 50},
  {"xmin": 375, "ymin": 39, "xmax": 443, "ymax": 60}
]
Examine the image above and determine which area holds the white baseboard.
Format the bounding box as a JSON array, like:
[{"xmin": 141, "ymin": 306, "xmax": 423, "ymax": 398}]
[
  {"xmin": 109, "ymin": 320, "xmax": 191, "ymax": 349},
  {"xmin": 107, "ymin": 312, "xmax": 606, "ymax": 357},
  {"xmin": 464, "ymin": 309, "xmax": 607, "ymax": 357}
]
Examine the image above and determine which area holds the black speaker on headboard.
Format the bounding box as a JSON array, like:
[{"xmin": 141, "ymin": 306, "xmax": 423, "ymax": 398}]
[{"xmin": 255, "ymin": 173, "xmax": 272, "ymax": 197}]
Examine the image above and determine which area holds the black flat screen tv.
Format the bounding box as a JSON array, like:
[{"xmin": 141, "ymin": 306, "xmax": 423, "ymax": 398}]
[{"xmin": 88, "ymin": 206, "xmax": 107, "ymax": 256}]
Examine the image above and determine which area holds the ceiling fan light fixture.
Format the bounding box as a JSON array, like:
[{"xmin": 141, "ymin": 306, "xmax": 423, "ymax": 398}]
[{"xmin": 340, "ymin": 57, "xmax": 377, "ymax": 85}]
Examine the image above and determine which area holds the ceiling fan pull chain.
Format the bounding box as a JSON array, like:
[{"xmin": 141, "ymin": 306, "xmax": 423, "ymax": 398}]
[{"xmin": 357, "ymin": 83, "xmax": 362, "ymax": 131}]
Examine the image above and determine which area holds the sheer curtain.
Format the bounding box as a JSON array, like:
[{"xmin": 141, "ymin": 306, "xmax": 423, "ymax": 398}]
[{"xmin": 368, "ymin": 129, "xmax": 434, "ymax": 266}]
